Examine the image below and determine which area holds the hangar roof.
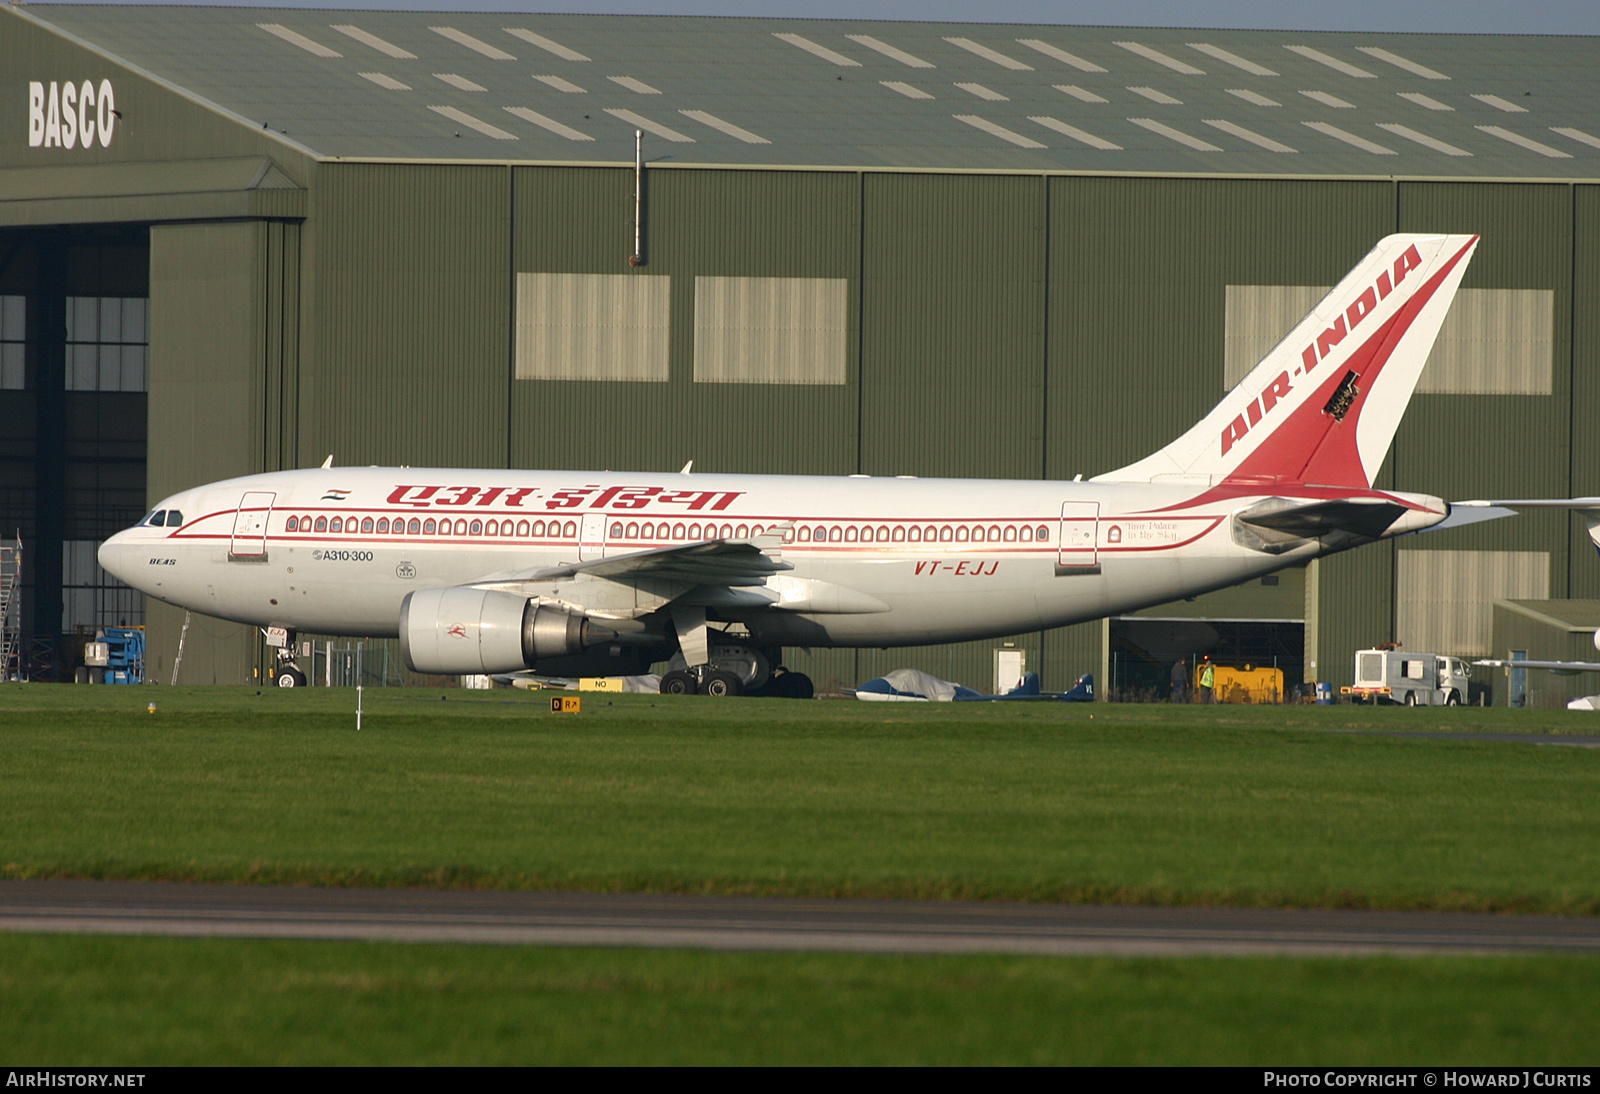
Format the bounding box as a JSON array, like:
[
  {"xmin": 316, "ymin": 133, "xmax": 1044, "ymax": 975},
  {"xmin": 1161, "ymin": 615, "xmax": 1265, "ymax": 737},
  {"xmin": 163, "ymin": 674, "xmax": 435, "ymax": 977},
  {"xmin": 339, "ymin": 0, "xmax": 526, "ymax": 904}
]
[{"xmin": 12, "ymin": 4, "xmax": 1600, "ymax": 178}]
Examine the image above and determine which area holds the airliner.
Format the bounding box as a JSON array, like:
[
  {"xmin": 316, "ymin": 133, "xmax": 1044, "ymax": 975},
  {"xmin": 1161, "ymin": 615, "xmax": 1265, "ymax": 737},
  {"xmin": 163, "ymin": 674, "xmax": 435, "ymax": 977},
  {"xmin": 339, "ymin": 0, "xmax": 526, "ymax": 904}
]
[{"xmin": 101, "ymin": 233, "xmax": 1479, "ymax": 695}]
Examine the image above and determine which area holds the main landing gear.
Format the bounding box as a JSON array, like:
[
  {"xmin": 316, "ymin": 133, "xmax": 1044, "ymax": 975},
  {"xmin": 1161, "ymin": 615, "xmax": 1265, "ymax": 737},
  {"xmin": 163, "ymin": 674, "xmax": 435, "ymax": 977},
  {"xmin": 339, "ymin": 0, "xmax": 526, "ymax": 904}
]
[{"xmin": 655, "ymin": 608, "xmax": 813, "ymax": 698}]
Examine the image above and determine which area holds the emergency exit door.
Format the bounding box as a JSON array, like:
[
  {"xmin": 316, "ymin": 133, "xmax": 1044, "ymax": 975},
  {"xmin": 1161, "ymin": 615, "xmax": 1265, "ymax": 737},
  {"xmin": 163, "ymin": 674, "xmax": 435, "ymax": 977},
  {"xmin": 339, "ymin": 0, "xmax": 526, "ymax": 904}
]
[
  {"xmin": 1058, "ymin": 501, "xmax": 1100, "ymax": 570},
  {"xmin": 229, "ymin": 491, "xmax": 275, "ymax": 561},
  {"xmin": 578, "ymin": 512, "xmax": 608, "ymax": 561}
]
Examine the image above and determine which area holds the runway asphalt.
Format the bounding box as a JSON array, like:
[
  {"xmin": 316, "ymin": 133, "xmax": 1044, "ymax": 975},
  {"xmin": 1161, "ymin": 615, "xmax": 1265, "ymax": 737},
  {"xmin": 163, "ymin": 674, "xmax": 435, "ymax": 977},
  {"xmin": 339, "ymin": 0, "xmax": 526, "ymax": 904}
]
[{"xmin": 3, "ymin": 880, "xmax": 1599, "ymax": 956}]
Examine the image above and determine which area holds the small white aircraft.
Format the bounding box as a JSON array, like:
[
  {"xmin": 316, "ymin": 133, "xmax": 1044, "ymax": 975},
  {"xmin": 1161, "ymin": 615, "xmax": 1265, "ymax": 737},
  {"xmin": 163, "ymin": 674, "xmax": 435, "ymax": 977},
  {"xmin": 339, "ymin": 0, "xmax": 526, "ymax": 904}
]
[{"xmin": 101, "ymin": 233, "xmax": 1480, "ymax": 694}]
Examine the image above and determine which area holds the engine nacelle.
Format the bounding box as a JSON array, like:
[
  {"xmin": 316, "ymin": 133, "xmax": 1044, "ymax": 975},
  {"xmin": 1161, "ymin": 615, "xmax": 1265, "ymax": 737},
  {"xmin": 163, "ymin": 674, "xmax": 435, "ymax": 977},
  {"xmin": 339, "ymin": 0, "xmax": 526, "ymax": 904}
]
[{"xmin": 399, "ymin": 588, "xmax": 614, "ymax": 675}]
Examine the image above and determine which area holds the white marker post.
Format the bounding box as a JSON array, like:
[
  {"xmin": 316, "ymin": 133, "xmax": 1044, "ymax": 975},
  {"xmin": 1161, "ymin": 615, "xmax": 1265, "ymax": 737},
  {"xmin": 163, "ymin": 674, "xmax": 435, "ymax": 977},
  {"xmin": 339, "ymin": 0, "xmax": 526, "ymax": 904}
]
[{"xmin": 356, "ymin": 640, "xmax": 364, "ymax": 731}]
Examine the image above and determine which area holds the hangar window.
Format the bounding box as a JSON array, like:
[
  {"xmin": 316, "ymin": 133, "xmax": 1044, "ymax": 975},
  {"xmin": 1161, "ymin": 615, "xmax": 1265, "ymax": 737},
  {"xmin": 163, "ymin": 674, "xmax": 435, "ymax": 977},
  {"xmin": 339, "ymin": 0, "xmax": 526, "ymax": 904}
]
[
  {"xmin": 65, "ymin": 296, "xmax": 149, "ymax": 392},
  {"xmin": 423, "ymin": 518, "xmax": 436, "ymax": 534},
  {"xmin": 285, "ymin": 516, "xmax": 299, "ymax": 532},
  {"xmin": 362, "ymin": 518, "xmax": 374, "ymax": 534},
  {"xmin": 693, "ymin": 277, "xmax": 848, "ymax": 385},
  {"xmin": 516, "ymin": 520, "xmax": 529, "ymax": 537},
  {"xmin": 408, "ymin": 518, "xmax": 421, "ymax": 535},
  {"xmin": 0, "ymin": 295, "xmax": 23, "ymax": 390},
  {"xmin": 516, "ymin": 272, "xmax": 670, "ymax": 382},
  {"xmin": 314, "ymin": 516, "xmax": 328, "ymax": 533},
  {"xmin": 938, "ymin": 526, "xmax": 953, "ymax": 543},
  {"xmin": 377, "ymin": 518, "xmax": 389, "ymax": 534},
  {"xmin": 562, "ymin": 520, "xmax": 577, "ymax": 538},
  {"xmin": 1004, "ymin": 525, "xmax": 1017, "ymax": 542},
  {"xmin": 61, "ymin": 539, "xmax": 143, "ymax": 632},
  {"xmin": 469, "ymin": 520, "xmax": 483, "ymax": 535}
]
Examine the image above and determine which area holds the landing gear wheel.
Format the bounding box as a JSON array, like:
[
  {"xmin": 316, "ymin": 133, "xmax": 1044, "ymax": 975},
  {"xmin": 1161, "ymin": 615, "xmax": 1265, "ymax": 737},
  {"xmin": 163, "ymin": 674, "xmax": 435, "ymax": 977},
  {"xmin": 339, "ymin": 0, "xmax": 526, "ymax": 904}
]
[
  {"xmin": 764, "ymin": 671, "xmax": 814, "ymax": 699},
  {"xmin": 275, "ymin": 667, "xmax": 307, "ymax": 688},
  {"xmin": 660, "ymin": 670, "xmax": 697, "ymax": 696},
  {"xmin": 700, "ymin": 670, "xmax": 743, "ymax": 697}
]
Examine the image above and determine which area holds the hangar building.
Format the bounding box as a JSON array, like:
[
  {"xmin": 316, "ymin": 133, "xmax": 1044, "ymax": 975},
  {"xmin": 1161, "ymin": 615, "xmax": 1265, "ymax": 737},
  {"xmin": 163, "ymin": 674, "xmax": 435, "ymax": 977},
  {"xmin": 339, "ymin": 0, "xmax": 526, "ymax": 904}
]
[{"xmin": 4, "ymin": 5, "xmax": 1599, "ymax": 697}]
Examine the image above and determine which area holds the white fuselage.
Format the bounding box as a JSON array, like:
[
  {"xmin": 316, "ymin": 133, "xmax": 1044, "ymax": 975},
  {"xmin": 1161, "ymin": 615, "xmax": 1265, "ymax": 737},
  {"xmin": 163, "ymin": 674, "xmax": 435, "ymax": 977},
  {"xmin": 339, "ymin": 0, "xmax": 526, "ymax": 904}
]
[{"xmin": 99, "ymin": 466, "xmax": 1439, "ymax": 648}]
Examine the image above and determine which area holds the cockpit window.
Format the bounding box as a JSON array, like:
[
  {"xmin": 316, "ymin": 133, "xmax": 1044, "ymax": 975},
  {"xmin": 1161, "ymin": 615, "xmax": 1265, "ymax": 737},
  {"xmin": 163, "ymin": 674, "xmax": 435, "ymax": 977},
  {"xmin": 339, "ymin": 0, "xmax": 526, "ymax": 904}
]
[
  {"xmin": 164, "ymin": 511, "xmax": 183, "ymax": 527},
  {"xmin": 139, "ymin": 510, "xmax": 160, "ymax": 526}
]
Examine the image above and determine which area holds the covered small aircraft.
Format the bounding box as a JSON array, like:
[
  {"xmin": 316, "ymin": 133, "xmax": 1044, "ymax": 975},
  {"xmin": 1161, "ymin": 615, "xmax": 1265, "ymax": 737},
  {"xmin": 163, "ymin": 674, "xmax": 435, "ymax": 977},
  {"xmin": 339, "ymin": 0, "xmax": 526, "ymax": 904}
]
[{"xmin": 101, "ymin": 234, "xmax": 1480, "ymax": 695}]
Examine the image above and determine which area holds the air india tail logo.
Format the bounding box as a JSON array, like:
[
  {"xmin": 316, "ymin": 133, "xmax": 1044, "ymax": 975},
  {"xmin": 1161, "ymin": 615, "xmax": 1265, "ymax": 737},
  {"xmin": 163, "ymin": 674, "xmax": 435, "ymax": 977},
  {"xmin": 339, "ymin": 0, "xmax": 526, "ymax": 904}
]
[
  {"xmin": 1220, "ymin": 244, "xmax": 1424, "ymax": 457},
  {"xmin": 446, "ymin": 624, "xmax": 468, "ymax": 639}
]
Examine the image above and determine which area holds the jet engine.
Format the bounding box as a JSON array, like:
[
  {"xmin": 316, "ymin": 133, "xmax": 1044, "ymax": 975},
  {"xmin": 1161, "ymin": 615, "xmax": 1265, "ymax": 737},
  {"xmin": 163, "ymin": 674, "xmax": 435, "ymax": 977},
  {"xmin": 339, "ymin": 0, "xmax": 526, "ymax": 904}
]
[{"xmin": 399, "ymin": 587, "xmax": 615, "ymax": 675}]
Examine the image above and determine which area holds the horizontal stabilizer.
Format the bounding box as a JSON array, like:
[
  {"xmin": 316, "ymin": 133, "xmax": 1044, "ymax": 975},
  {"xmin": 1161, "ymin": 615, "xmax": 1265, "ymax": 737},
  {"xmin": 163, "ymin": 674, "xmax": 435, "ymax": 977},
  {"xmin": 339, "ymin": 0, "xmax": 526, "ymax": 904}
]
[{"xmin": 1237, "ymin": 497, "xmax": 1408, "ymax": 540}]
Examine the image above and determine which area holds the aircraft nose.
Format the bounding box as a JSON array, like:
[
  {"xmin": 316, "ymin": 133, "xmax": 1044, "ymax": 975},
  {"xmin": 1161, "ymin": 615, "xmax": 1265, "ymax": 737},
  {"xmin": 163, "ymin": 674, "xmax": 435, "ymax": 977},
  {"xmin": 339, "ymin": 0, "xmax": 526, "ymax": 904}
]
[{"xmin": 97, "ymin": 530, "xmax": 135, "ymax": 587}]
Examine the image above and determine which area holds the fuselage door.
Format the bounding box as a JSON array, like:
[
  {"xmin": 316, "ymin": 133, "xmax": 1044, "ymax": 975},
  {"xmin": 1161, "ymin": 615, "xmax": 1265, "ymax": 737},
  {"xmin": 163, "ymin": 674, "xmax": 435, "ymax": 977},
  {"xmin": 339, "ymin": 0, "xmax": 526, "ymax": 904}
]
[
  {"xmin": 229, "ymin": 491, "xmax": 275, "ymax": 561},
  {"xmin": 578, "ymin": 512, "xmax": 607, "ymax": 561},
  {"xmin": 1058, "ymin": 501, "xmax": 1100, "ymax": 570}
]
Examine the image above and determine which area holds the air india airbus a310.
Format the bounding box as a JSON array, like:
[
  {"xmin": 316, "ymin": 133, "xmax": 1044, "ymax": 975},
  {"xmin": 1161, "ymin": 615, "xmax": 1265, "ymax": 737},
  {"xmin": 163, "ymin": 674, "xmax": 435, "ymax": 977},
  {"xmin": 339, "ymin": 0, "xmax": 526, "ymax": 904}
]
[{"xmin": 101, "ymin": 233, "xmax": 1479, "ymax": 695}]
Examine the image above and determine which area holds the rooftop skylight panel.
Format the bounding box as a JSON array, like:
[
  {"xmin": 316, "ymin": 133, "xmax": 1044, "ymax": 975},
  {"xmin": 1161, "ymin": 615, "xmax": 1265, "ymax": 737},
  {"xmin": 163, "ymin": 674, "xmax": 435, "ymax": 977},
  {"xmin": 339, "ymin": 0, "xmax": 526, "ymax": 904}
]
[
  {"xmin": 773, "ymin": 33, "xmax": 859, "ymax": 67},
  {"xmin": 609, "ymin": 76, "xmax": 661, "ymax": 95},
  {"xmin": 1228, "ymin": 89, "xmax": 1281, "ymax": 107},
  {"xmin": 534, "ymin": 75, "xmax": 586, "ymax": 93},
  {"xmin": 428, "ymin": 105, "xmax": 517, "ymax": 139},
  {"xmin": 1300, "ymin": 91, "xmax": 1355, "ymax": 109},
  {"xmin": 1302, "ymin": 122, "xmax": 1394, "ymax": 154},
  {"xmin": 1476, "ymin": 126, "xmax": 1570, "ymax": 158},
  {"xmin": 434, "ymin": 74, "xmax": 487, "ymax": 93},
  {"xmin": 944, "ymin": 39, "xmax": 1033, "ymax": 71},
  {"xmin": 1056, "ymin": 85, "xmax": 1108, "ymax": 104},
  {"xmin": 1128, "ymin": 118, "xmax": 1220, "ymax": 151},
  {"xmin": 358, "ymin": 72, "xmax": 411, "ymax": 91},
  {"xmin": 1029, "ymin": 116, "xmax": 1121, "ymax": 149},
  {"xmin": 1285, "ymin": 46, "xmax": 1376, "ymax": 78},
  {"xmin": 1187, "ymin": 44, "xmax": 1277, "ymax": 77},
  {"xmin": 331, "ymin": 25, "xmax": 416, "ymax": 60},
  {"xmin": 957, "ymin": 83, "xmax": 1008, "ymax": 102},
  {"xmin": 605, "ymin": 109, "xmax": 694, "ymax": 142},
  {"xmin": 846, "ymin": 35, "xmax": 934, "ymax": 68},
  {"xmin": 1375, "ymin": 123, "xmax": 1471, "ymax": 156},
  {"xmin": 257, "ymin": 24, "xmax": 341, "ymax": 58},
  {"xmin": 1356, "ymin": 47, "xmax": 1449, "ymax": 80},
  {"xmin": 882, "ymin": 82, "xmax": 934, "ymax": 100},
  {"xmin": 953, "ymin": 115, "xmax": 1045, "ymax": 148},
  {"xmin": 1128, "ymin": 87, "xmax": 1182, "ymax": 105},
  {"xmin": 430, "ymin": 27, "xmax": 515, "ymax": 61},
  {"xmin": 1016, "ymin": 40, "xmax": 1106, "ymax": 72},
  {"xmin": 1115, "ymin": 42, "xmax": 1204, "ymax": 75},
  {"xmin": 1202, "ymin": 119, "xmax": 1296, "ymax": 152},
  {"xmin": 503, "ymin": 107, "xmax": 593, "ymax": 141},
  {"xmin": 680, "ymin": 111, "xmax": 770, "ymax": 145},
  {"xmin": 503, "ymin": 28, "xmax": 591, "ymax": 62},
  {"xmin": 1472, "ymin": 94, "xmax": 1528, "ymax": 114},
  {"xmin": 1551, "ymin": 127, "xmax": 1600, "ymax": 152},
  {"xmin": 1399, "ymin": 92, "xmax": 1453, "ymax": 111}
]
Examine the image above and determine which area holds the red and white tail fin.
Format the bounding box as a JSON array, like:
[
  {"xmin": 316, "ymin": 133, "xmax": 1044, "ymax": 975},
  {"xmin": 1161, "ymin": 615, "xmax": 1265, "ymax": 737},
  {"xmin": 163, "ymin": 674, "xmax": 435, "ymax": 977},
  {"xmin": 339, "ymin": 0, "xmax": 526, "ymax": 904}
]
[{"xmin": 1097, "ymin": 233, "xmax": 1479, "ymax": 488}]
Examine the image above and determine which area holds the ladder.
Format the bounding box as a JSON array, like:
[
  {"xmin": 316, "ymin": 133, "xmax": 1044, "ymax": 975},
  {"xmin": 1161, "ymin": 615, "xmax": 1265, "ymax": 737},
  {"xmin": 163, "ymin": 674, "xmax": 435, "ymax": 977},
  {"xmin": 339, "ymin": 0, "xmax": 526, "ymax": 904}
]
[{"xmin": 0, "ymin": 536, "xmax": 20, "ymax": 682}]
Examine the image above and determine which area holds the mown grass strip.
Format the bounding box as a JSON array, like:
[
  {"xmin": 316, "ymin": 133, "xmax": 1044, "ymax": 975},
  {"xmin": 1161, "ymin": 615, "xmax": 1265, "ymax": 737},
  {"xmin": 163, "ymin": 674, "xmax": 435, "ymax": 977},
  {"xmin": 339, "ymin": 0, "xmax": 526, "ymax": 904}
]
[
  {"xmin": 4, "ymin": 934, "xmax": 1598, "ymax": 1065},
  {"xmin": 3, "ymin": 687, "xmax": 1598, "ymax": 913}
]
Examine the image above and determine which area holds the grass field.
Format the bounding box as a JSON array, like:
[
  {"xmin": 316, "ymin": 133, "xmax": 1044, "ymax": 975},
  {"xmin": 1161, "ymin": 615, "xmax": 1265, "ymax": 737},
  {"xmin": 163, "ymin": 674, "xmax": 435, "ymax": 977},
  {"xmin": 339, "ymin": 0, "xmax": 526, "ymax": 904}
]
[
  {"xmin": 2, "ymin": 685, "xmax": 1597, "ymax": 911},
  {"xmin": 5, "ymin": 935, "xmax": 1600, "ymax": 1065},
  {"xmin": 5, "ymin": 685, "xmax": 1600, "ymax": 1064}
]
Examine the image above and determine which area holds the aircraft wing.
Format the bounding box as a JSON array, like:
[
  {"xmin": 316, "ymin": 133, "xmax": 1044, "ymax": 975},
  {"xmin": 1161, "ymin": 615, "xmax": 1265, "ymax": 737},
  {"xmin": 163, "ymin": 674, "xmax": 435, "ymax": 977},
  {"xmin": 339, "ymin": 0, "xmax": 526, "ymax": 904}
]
[
  {"xmin": 463, "ymin": 527, "xmax": 793, "ymax": 590},
  {"xmin": 1474, "ymin": 659, "xmax": 1600, "ymax": 675}
]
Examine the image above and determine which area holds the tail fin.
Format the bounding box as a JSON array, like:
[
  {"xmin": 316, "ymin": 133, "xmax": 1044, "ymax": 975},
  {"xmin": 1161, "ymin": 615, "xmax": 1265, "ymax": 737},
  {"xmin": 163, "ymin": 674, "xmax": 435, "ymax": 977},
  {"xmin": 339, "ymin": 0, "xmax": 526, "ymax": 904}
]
[{"xmin": 1097, "ymin": 233, "xmax": 1479, "ymax": 488}]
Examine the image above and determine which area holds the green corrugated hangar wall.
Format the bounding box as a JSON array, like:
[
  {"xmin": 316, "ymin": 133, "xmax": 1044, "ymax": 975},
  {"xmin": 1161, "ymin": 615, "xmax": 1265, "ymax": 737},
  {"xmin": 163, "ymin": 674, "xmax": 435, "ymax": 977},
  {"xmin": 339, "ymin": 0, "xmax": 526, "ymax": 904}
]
[{"xmin": 142, "ymin": 160, "xmax": 1597, "ymax": 693}]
